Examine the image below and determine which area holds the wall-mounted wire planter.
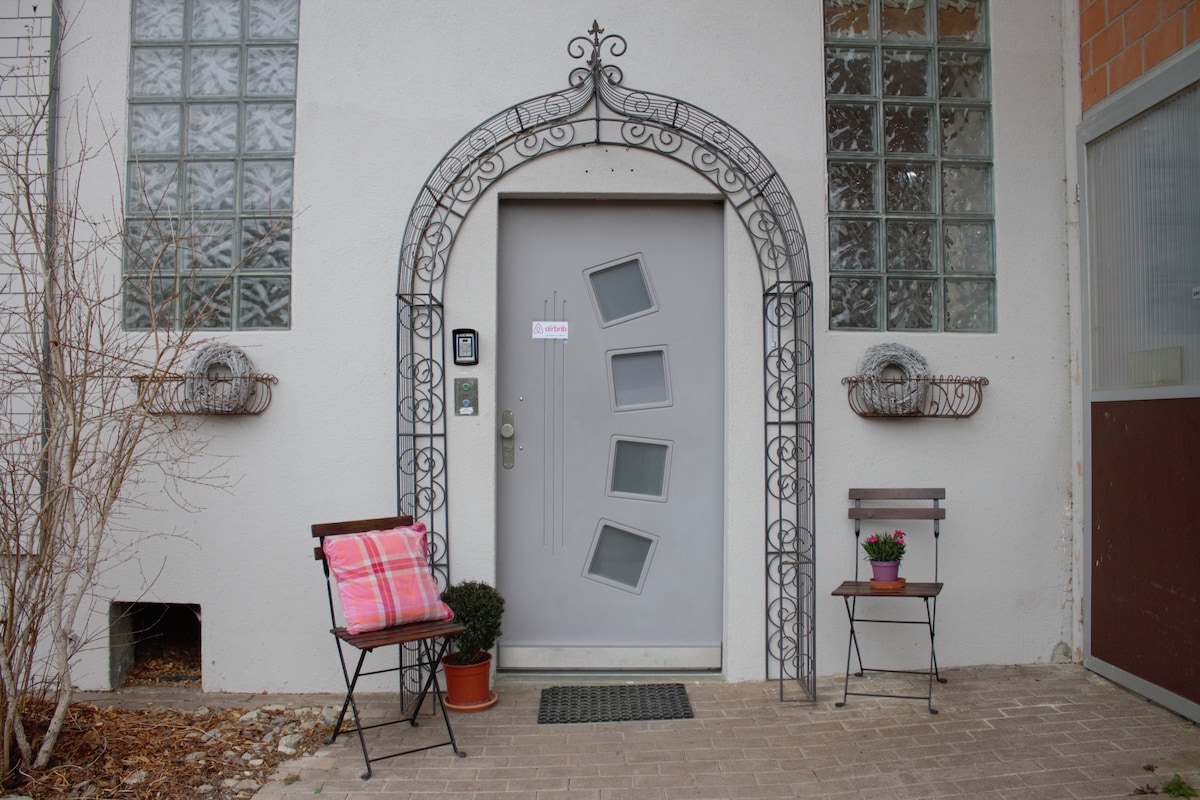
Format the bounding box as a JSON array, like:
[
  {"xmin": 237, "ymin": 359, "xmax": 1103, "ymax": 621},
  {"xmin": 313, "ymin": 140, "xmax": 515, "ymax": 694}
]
[
  {"xmin": 131, "ymin": 373, "xmax": 277, "ymax": 415},
  {"xmin": 842, "ymin": 375, "xmax": 988, "ymax": 418},
  {"xmin": 131, "ymin": 343, "xmax": 275, "ymax": 415}
]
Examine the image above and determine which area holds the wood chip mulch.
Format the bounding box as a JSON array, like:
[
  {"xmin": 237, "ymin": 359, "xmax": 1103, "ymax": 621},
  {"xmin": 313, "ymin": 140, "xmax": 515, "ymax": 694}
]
[
  {"xmin": 123, "ymin": 642, "xmax": 202, "ymax": 688},
  {"xmin": 11, "ymin": 695, "xmax": 335, "ymax": 799}
]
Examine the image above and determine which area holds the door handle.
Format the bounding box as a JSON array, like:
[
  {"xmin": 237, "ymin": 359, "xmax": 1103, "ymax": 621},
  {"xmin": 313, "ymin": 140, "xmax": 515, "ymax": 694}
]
[{"xmin": 500, "ymin": 410, "xmax": 515, "ymax": 469}]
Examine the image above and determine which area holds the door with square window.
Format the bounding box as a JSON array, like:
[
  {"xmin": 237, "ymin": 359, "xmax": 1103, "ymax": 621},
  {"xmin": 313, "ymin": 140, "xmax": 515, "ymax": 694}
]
[{"xmin": 496, "ymin": 200, "xmax": 724, "ymax": 670}]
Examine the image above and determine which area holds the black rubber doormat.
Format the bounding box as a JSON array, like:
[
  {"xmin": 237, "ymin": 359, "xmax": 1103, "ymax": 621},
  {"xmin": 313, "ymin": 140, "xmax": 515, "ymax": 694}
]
[{"xmin": 537, "ymin": 683, "xmax": 694, "ymax": 724}]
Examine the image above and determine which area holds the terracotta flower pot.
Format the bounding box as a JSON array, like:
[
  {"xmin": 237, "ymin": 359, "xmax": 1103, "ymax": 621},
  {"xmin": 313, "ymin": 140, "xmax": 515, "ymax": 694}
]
[{"xmin": 442, "ymin": 652, "xmax": 498, "ymax": 711}]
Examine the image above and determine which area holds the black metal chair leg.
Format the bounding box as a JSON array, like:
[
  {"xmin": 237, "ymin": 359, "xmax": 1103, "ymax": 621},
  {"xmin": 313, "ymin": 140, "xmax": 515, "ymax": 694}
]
[
  {"xmin": 848, "ymin": 604, "xmax": 867, "ymax": 676},
  {"xmin": 341, "ymin": 650, "xmax": 375, "ymax": 778},
  {"xmin": 930, "ymin": 599, "xmax": 947, "ymax": 685},
  {"xmin": 411, "ymin": 639, "xmax": 464, "ymax": 757},
  {"xmin": 924, "ymin": 599, "xmax": 940, "ymax": 714},
  {"xmin": 836, "ymin": 597, "xmax": 858, "ymax": 707},
  {"xmin": 326, "ymin": 643, "xmax": 367, "ymax": 746}
]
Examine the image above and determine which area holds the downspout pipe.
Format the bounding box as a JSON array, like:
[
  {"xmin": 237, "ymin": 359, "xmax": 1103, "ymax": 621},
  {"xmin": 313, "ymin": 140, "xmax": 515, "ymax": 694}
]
[{"xmin": 39, "ymin": 2, "xmax": 64, "ymax": 545}]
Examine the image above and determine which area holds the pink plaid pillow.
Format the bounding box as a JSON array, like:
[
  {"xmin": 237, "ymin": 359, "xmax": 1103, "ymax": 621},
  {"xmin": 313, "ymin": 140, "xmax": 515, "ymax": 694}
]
[{"xmin": 322, "ymin": 523, "xmax": 453, "ymax": 634}]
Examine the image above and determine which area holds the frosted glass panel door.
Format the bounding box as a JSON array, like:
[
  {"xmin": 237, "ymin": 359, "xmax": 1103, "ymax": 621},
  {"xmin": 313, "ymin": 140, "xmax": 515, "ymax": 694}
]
[
  {"xmin": 496, "ymin": 201, "xmax": 725, "ymax": 670},
  {"xmin": 1088, "ymin": 83, "xmax": 1200, "ymax": 391}
]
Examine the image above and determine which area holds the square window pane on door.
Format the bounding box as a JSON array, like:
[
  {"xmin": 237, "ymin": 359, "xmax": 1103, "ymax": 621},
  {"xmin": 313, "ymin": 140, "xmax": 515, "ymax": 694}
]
[
  {"xmin": 585, "ymin": 522, "xmax": 658, "ymax": 594},
  {"xmin": 609, "ymin": 348, "xmax": 671, "ymax": 410},
  {"xmin": 609, "ymin": 439, "xmax": 671, "ymax": 500},
  {"xmin": 586, "ymin": 256, "xmax": 656, "ymax": 326}
]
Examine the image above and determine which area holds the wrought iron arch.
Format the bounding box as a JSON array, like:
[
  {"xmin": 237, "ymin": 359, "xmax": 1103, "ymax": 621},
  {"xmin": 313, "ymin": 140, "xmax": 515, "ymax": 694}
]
[{"xmin": 396, "ymin": 22, "xmax": 815, "ymax": 700}]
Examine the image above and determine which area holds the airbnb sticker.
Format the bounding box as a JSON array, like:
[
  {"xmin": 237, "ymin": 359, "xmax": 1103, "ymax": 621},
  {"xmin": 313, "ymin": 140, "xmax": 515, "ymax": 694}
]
[{"xmin": 532, "ymin": 321, "xmax": 569, "ymax": 340}]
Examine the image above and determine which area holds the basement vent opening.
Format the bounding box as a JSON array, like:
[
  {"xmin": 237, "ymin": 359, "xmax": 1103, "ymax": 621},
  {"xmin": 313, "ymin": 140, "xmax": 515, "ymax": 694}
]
[{"xmin": 110, "ymin": 602, "xmax": 201, "ymax": 688}]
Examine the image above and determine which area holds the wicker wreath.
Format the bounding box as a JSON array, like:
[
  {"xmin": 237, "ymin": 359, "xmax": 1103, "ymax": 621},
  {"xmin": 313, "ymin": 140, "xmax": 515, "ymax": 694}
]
[
  {"xmin": 185, "ymin": 344, "xmax": 254, "ymax": 413},
  {"xmin": 856, "ymin": 343, "xmax": 931, "ymax": 415}
]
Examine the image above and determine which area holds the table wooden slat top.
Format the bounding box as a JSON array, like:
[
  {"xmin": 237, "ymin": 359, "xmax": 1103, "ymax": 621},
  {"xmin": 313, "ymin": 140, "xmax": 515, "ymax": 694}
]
[{"xmin": 832, "ymin": 580, "xmax": 943, "ymax": 599}]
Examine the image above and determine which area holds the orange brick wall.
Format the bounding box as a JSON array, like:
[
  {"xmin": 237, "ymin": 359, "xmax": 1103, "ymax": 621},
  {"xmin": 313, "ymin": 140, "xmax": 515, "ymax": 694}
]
[{"xmin": 1080, "ymin": 0, "xmax": 1199, "ymax": 108}]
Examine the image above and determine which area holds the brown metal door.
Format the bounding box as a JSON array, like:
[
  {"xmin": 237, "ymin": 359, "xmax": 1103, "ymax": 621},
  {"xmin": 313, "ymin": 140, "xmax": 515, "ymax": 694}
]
[{"xmin": 1090, "ymin": 398, "xmax": 1200, "ymax": 706}]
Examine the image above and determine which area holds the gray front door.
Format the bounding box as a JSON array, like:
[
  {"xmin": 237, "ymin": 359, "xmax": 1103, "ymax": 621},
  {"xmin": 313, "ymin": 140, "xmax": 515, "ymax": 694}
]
[{"xmin": 496, "ymin": 200, "xmax": 725, "ymax": 670}]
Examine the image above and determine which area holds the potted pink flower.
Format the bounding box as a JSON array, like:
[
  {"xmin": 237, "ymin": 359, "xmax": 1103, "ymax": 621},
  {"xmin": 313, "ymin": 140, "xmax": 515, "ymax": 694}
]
[{"xmin": 862, "ymin": 529, "xmax": 906, "ymax": 584}]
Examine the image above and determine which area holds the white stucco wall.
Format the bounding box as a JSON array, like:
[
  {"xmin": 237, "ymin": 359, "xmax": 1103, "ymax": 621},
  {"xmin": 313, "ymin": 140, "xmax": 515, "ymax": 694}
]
[{"xmin": 58, "ymin": 0, "xmax": 1073, "ymax": 693}]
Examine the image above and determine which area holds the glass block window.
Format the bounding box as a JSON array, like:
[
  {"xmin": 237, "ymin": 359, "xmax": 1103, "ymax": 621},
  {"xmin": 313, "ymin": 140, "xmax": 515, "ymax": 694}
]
[
  {"xmin": 825, "ymin": 0, "xmax": 995, "ymax": 332},
  {"xmin": 124, "ymin": 0, "xmax": 300, "ymax": 330}
]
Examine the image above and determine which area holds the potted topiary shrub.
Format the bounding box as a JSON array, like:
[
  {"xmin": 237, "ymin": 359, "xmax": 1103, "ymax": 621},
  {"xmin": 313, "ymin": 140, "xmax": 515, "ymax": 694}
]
[{"xmin": 439, "ymin": 580, "xmax": 505, "ymax": 711}]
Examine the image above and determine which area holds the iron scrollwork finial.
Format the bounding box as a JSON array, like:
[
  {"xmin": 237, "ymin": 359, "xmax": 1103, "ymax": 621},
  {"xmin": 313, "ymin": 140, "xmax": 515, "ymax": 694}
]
[
  {"xmin": 587, "ymin": 19, "xmax": 604, "ymax": 62},
  {"xmin": 568, "ymin": 20, "xmax": 626, "ymax": 87}
]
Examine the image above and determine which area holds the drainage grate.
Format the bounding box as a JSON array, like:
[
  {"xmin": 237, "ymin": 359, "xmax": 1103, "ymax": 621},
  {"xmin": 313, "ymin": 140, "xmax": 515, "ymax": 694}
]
[{"xmin": 537, "ymin": 683, "xmax": 694, "ymax": 724}]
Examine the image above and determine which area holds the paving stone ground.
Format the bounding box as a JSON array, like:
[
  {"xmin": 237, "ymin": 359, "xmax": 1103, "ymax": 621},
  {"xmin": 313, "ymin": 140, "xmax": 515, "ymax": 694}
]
[{"xmin": 248, "ymin": 664, "xmax": 1200, "ymax": 800}]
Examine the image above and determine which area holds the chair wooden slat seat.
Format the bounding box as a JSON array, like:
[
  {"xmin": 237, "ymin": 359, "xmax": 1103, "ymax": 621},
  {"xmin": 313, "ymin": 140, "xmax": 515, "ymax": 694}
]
[
  {"xmin": 832, "ymin": 580, "xmax": 943, "ymax": 599},
  {"xmin": 332, "ymin": 618, "xmax": 466, "ymax": 651}
]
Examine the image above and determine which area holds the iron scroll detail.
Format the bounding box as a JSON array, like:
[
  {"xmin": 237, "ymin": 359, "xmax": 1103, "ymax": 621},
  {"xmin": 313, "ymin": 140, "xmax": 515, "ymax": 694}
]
[{"xmin": 396, "ymin": 23, "xmax": 815, "ymax": 701}]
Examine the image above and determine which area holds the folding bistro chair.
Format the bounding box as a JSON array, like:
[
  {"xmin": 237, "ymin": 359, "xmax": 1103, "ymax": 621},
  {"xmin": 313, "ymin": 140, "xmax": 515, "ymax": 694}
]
[
  {"xmin": 831, "ymin": 488, "xmax": 947, "ymax": 713},
  {"xmin": 312, "ymin": 515, "xmax": 467, "ymax": 778}
]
